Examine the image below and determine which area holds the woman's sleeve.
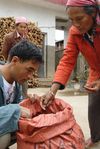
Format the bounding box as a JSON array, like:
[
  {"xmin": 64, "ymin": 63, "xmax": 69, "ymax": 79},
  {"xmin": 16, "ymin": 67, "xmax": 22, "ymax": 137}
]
[{"xmin": 53, "ymin": 30, "xmax": 79, "ymax": 89}]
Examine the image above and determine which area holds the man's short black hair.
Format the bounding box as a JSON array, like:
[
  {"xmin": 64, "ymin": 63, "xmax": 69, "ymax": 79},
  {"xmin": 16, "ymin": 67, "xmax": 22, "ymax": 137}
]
[{"xmin": 8, "ymin": 40, "xmax": 43, "ymax": 63}]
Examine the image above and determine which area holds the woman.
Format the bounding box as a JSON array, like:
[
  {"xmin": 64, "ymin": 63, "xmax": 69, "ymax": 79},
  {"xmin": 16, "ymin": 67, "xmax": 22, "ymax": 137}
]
[
  {"xmin": 2, "ymin": 16, "xmax": 28, "ymax": 60},
  {"xmin": 40, "ymin": 0, "xmax": 100, "ymax": 148}
]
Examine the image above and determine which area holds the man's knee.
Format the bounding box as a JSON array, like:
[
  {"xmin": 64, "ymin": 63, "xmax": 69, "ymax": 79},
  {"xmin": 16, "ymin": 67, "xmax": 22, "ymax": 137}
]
[{"xmin": 0, "ymin": 133, "xmax": 11, "ymax": 149}]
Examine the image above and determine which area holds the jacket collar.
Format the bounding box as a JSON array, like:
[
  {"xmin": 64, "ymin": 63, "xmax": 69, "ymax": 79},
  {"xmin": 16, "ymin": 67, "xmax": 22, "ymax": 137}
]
[
  {"xmin": 14, "ymin": 30, "xmax": 26, "ymax": 39},
  {"xmin": 0, "ymin": 72, "xmax": 4, "ymax": 89},
  {"xmin": 70, "ymin": 25, "xmax": 100, "ymax": 35},
  {"xmin": 13, "ymin": 31, "xmax": 21, "ymax": 39}
]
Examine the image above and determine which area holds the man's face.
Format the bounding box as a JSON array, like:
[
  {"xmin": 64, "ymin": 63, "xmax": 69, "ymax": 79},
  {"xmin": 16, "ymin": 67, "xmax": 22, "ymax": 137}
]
[
  {"xmin": 67, "ymin": 7, "xmax": 94, "ymax": 34},
  {"xmin": 16, "ymin": 23, "xmax": 28, "ymax": 36},
  {"xmin": 11, "ymin": 57, "xmax": 40, "ymax": 84}
]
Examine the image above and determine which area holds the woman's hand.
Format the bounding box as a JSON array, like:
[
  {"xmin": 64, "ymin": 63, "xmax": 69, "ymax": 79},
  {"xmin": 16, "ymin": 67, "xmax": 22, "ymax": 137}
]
[
  {"xmin": 27, "ymin": 93, "xmax": 51, "ymax": 110},
  {"xmin": 40, "ymin": 90, "xmax": 55, "ymax": 110},
  {"xmin": 28, "ymin": 83, "xmax": 60, "ymax": 110},
  {"xmin": 40, "ymin": 84, "xmax": 60, "ymax": 110},
  {"xmin": 84, "ymin": 80, "xmax": 100, "ymax": 92}
]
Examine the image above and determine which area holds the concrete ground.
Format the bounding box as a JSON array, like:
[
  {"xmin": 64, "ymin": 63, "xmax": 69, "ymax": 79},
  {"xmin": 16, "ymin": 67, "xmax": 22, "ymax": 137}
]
[{"xmin": 10, "ymin": 87, "xmax": 100, "ymax": 149}]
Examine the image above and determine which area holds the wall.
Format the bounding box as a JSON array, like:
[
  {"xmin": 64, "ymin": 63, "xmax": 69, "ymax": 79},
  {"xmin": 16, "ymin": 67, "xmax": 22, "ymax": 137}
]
[
  {"xmin": 0, "ymin": 0, "xmax": 67, "ymax": 46},
  {"xmin": 0, "ymin": 0, "xmax": 67, "ymax": 78}
]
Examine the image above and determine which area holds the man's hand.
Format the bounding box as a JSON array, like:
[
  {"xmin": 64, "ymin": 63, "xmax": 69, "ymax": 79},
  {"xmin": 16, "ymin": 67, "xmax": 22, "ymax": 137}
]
[
  {"xmin": 28, "ymin": 93, "xmax": 40, "ymax": 103},
  {"xmin": 20, "ymin": 106, "xmax": 31, "ymax": 118},
  {"xmin": 27, "ymin": 93, "xmax": 48, "ymax": 110}
]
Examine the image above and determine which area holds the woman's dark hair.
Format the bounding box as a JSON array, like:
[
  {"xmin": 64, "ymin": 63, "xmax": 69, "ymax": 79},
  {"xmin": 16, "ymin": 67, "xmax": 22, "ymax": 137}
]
[
  {"xmin": 8, "ymin": 40, "xmax": 43, "ymax": 63},
  {"xmin": 83, "ymin": 5, "xmax": 97, "ymax": 15},
  {"xmin": 83, "ymin": 5, "xmax": 100, "ymax": 26},
  {"xmin": 66, "ymin": 5, "xmax": 97, "ymax": 15},
  {"xmin": 66, "ymin": 5, "xmax": 99, "ymax": 18}
]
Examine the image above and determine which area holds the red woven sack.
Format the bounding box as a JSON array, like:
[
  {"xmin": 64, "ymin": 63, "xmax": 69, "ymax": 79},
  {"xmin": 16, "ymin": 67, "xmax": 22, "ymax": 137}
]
[{"xmin": 17, "ymin": 98, "xmax": 85, "ymax": 149}]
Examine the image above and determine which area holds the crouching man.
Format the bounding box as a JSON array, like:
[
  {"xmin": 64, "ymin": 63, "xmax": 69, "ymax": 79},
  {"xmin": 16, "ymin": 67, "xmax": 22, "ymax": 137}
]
[{"xmin": 0, "ymin": 40, "xmax": 43, "ymax": 149}]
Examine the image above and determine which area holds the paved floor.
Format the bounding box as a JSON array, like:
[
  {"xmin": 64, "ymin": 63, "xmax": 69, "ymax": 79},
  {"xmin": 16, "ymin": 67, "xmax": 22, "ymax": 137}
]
[{"xmin": 10, "ymin": 87, "xmax": 99, "ymax": 149}]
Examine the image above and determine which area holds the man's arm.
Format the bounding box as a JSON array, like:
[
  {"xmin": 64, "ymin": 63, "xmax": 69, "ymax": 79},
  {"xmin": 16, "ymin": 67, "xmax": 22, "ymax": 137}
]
[
  {"xmin": 0, "ymin": 104, "xmax": 20, "ymax": 136},
  {"xmin": 0, "ymin": 104, "xmax": 31, "ymax": 136}
]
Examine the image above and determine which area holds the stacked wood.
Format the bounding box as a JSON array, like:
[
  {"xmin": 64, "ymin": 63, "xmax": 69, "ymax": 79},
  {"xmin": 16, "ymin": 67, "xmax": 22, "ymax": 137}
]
[
  {"xmin": 28, "ymin": 71, "xmax": 39, "ymax": 88},
  {"xmin": 0, "ymin": 17, "xmax": 15, "ymax": 58},
  {"xmin": 27, "ymin": 22, "xmax": 43, "ymax": 47},
  {"xmin": 0, "ymin": 17, "xmax": 43, "ymax": 87}
]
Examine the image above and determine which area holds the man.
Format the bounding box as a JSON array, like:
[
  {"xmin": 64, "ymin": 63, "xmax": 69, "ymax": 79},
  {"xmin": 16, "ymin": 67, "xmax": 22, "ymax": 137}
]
[{"xmin": 0, "ymin": 40, "xmax": 43, "ymax": 149}]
